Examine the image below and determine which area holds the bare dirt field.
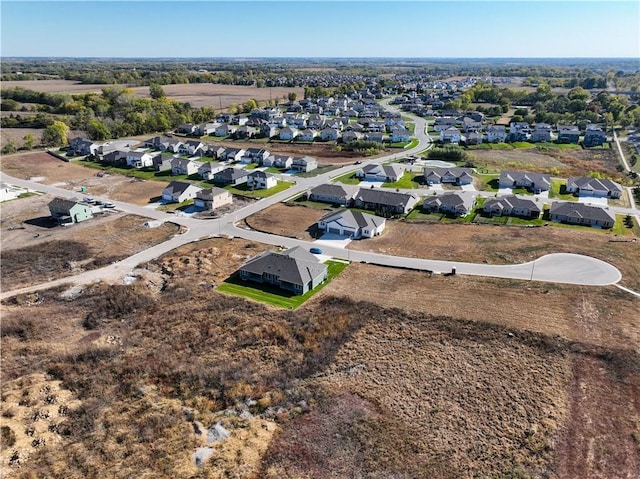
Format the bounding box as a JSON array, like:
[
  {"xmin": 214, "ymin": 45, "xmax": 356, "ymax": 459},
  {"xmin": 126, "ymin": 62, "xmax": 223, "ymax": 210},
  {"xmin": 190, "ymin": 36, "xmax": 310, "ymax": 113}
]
[
  {"xmin": 1, "ymin": 197, "xmax": 179, "ymax": 290},
  {"xmin": 1, "ymin": 151, "xmax": 166, "ymax": 205},
  {"xmin": 1, "ymin": 80, "xmax": 113, "ymax": 94},
  {"xmin": 244, "ymin": 203, "xmax": 331, "ymax": 240},
  {"xmin": 472, "ymin": 147, "xmax": 624, "ymax": 180}
]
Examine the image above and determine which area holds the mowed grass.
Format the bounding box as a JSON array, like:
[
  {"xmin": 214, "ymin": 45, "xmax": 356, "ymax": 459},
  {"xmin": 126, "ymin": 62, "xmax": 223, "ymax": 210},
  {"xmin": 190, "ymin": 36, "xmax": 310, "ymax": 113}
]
[
  {"xmin": 382, "ymin": 171, "xmax": 420, "ymax": 189},
  {"xmin": 333, "ymin": 172, "xmax": 361, "ymax": 185},
  {"xmin": 224, "ymin": 180, "xmax": 293, "ymax": 198},
  {"xmin": 549, "ymin": 179, "xmax": 577, "ymax": 201},
  {"xmin": 217, "ymin": 260, "xmax": 349, "ymax": 309}
]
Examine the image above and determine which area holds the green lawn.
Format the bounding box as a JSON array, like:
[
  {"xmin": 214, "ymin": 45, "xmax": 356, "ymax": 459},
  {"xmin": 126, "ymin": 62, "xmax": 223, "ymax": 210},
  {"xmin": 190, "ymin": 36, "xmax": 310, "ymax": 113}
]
[
  {"xmin": 224, "ymin": 180, "xmax": 293, "ymax": 198},
  {"xmin": 611, "ymin": 214, "xmax": 640, "ymax": 236},
  {"xmin": 382, "ymin": 171, "xmax": 420, "ymax": 189},
  {"xmin": 156, "ymin": 198, "xmax": 194, "ymax": 212},
  {"xmin": 404, "ymin": 138, "xmax": 420, "ymax": 149},
  {"xmin": 296, "ymin": 164, "xmax": 342, "ymax": 178},
  {"xmin": 548, "ymin": 179, "xmax": 577, "ymax": 201},
  {"xmin": 536, "ymin": 142, "xmax": 582, "ymax": 150},
  {"xmin": 476, "ymin": 174, "xmax": 500, "ymax": 191},
  {"xmin": 333, "ymin": 172, "xmax": 361, "ymax": 185},
  {"xmin": 217, "ymin": 260, "xmax": 349, "ymax": 309},
  {"xmin": 243, "ymin": 163, "xmax": 260, "ymax": 170}
]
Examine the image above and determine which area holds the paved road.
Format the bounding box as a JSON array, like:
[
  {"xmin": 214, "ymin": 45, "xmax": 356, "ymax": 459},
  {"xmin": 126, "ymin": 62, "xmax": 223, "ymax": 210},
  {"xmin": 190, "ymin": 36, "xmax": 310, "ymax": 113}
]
[{"xmin": 0, "ymin": 106, "xmax": 629, "ymax": 299}]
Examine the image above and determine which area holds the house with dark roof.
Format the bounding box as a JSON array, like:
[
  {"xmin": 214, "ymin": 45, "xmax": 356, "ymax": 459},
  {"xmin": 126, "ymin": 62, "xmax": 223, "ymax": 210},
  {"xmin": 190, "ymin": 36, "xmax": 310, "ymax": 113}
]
[
  {"xmin": 242, "ymin": 148, "xmax": 271, "ymax": 165},
  {"xmin": 499, "ymin": 171, "xmax": 551, "ymax": 193},
  {"xmin": 171, "ymin": 157, "xmax": 203, "ymax": 176},
  {"xmin": 48, "ymin": 197, "xmax": 93, "ymax": 225},
  {"xmin": 557, "ymin": 125, "xmax": 580, "ymax": 144},
  {"xmin": 354, "ymin": 188, "xmax": 419, "ymax": 215},
  {"xmin": 197, "ymin": 161, "xmax": 225, "ymax": 181},
  {"xmin": 530, "ymin": 123, "xmax": 552, "ymax": 143},
  {"xmin": 549, "ymin": 202, "xmax": 615, "ymax": 228},
  {"xmin": 161, "ymin": 181, "xmax": 202, "ymax": 203},
  {"xmin": 212, "ymin": 167, "xmax": 249, "ymax": 186},
  {"xmin": 356, "ymin": 164, "xmax": 403, "ymax": 183},
  {"xmin": 422, "ymin": 191, "xmax": 476, "ymax": 216},
  {"xmin": 238, "ymin": 246, "xmax": 328, "ymax": 295},
  {"xmin": 423, "ymin": 167, "xmax": 474, "ymax": 186},
  {"xmin": 565, "ymin": 177, "xmax": 622, "ymax": 198},
  {"xmin": 486, "ymin": 125, "xmax": 507, "ymax": 143},
  {"xmin": 291, "ymin": 156, "xmax": 317, "ymax": 172},
  {"xmin": 308, "ymin": 184, "xmax": 357, "ymax": 206},
  {"xmin": 194, "ymin": 187, "xmax": 233, "ymax": 210},
  {"xmin": 68, "ymin": 137, "xmax": 99, "ymax": 156},
  {"xmin": 440, "ymin": 127, "xmax": 462, "ymax": 144},
  {"xmin": 247, "ymin": 170, "xmax": 277, "ymax": 190},
  {"xmin": 263, "ymin": 154, "xmax": 293, "ymax": 169},
  {"xmin": 583, "ymin": 126, "xmax": 607, "ymax": 147},
  {"xmin": 318, "ymin": 209, "xmax": 386, "ymax": 238},
  {"xmin": 483, "ymin": 195, "xmax": 541, "ymax": 218}
]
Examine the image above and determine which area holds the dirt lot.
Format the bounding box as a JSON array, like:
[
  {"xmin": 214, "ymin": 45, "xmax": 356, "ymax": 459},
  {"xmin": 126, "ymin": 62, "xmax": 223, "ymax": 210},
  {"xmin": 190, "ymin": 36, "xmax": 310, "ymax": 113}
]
[
  {"xmin": 472, "ymin": 146, "xmax": 625, "ymax": 180},
  {"xmin": 1, "ymin": 151, "xmax": 166, "ymax": 205},
  {"xmin": 1, "ymin": 195, "xmax": 179, "ymax": 290},
  {"xmin": 244, "ymin": 202, "xmax": 331, "ymax": 240}
]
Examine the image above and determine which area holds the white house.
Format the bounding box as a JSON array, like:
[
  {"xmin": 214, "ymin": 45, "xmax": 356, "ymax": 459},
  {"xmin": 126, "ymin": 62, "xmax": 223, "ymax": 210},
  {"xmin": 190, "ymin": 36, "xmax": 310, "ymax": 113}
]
[
  {"xmin": 194, "ymin": 187, "xmax": 233, "ymax": 210},
  {"xmin": 247, "ymin": 170, "xmax": 278, "ymax": 190},
  {"xmin": 279, "ymin": 127, "xmax": 299, "ymax": 141},
  {"xmin": 317, "ymin": 209, "xmax": 386, "ymax": 239},
  {"xmin": 126, "ymin": 151, "xmax": 156, "ymax": 168},
  {"xmin": 440, "ymin": 127, "xmax": 462, "ymax": 144},
  {"xmin": 162, "ymin": 181, "xmax": 202, "ymax": 203}
]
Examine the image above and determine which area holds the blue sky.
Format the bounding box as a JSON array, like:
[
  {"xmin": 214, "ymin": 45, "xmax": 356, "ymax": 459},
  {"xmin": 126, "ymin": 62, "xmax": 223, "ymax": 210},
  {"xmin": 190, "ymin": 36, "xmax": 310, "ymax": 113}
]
[{"xmin": 1, "ymin": 1, "xmax": 639, "ymax": 58}]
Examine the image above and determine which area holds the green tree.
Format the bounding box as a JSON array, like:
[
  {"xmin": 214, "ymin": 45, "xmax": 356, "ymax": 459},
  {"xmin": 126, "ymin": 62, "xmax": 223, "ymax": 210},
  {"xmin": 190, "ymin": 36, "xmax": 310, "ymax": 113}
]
[
  {"xmin": 23, "ymin": 133, "xmax": 36, "ymax": 150},
  {"xmin": 287, "ymin": 92, "xmax": 297, "ymax": 102},
  {"xmin": 149, "ymin": 83, "xmax": 166, "ymax": 100},
  {"xmin": 1, "ymin": 140, "xmax": 17, "ymax": 154},
  {"xmin": 87, "ymin": 118, "xmax": 111, "ymax": 141},
  {"xmin": 42, "ymin": 120, "xmax": 70, "ymax": 147}
]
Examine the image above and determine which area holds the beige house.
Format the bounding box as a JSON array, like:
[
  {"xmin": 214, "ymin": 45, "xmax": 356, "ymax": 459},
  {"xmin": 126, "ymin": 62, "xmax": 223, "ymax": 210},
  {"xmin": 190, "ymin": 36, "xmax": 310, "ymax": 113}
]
[{"xmin": 194, "ymin": 187, "xmax": 233, "ymax": 210}]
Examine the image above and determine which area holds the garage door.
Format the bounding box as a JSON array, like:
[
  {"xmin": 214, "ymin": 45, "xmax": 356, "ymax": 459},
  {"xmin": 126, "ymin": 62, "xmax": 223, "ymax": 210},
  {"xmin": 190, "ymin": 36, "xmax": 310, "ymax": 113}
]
[{"xmin": 328, "ymin": 227, "xmax": 342, "ymax": 235}]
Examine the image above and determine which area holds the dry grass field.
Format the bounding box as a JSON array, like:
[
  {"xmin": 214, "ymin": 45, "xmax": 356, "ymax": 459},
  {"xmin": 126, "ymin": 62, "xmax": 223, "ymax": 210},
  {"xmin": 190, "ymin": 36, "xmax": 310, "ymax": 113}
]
[
  {"xmin": 472, "ymin": 146, "xmax": 624, "ymax": 180},
  {"xmin": 1, "ymin": 80, "xmax": 304, "ymax": 111},
  {"xmin": 1, "ymin": 236, "xmax": 638, "ymax": 478},
  {"xmin": 244, "ymin": 203, "xmax": 331, "ymax": 240}
]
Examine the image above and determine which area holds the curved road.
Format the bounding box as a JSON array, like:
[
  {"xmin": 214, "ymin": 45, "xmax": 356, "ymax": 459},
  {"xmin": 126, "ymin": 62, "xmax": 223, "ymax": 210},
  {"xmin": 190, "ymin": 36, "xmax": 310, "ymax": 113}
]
[{"xmin": 0, "ymin": 106, "xmax": 628, "ymax": 299}]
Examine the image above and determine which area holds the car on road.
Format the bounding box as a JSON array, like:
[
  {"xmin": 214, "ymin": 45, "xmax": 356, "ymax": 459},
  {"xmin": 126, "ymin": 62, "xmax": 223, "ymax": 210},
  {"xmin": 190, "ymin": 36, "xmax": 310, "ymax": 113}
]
[
  {"xmin": 101, "ymin": 201, "xmax": 116, "ymax": 208},
  {"xmin": 83, "ymin": 196, "xmax": 95, "ymax": 204},
  {"xmin": 309, "ymin": 247, "xmax": 323, "ymax": 254}
]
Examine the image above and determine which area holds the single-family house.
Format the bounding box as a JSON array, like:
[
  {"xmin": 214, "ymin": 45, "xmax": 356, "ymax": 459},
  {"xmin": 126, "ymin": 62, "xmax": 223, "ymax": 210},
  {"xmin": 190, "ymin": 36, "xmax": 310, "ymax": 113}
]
[
  {"xmin": 341, "ymin": 131, "xmax": 362, "ymax": 143},
  {"xmin": 440, "ymin": 127, "xmax": 462, "ymax": 144},
  {"xmin": 219, "ymin": 148, "xmax": 246, "ymax": 163},
  {"xmin": 433, "ymin": 117, "xmax": 457, "ymax": 132},
  {"xmin": 291, "ymin": 156, "xmax": 317, "ymax": 172},
  {"xmin": 422, "ymin": 191, "xmax": 476, "ymax": 216},
  {"xmin": 423, "ymin": 167, "xmax": 474, "ymax": 185},
  {"xmin": 317, "ymin": 209, "xmax": 386, "ymax": 239},
  {"xmin": 364, "ymin": 132, "xmax": 385, "ymax": 143},
  {"xmin": 194, "ymin": 187, "xmax": 233, "ymax": 210},
  {"xmin": 308, "ymin": 184, "xmax": 357, "ymax": 206},
  {"xmin": 247, "ymin": 170, "xmax": 277, "ymax": 190},
  {"xmin": 234, "ymin": 125, "xmax": 258, "ymax": 139},
  {"xmin": 161, "ymin": 181, "xmax": 202, "ymax": 203},
  {"xmin": 99, "ymin": 149, "xmax": 128, "ymax": 166},
  {"xmin": 197, "ymin": 161, "xmax": 225, "ymax": 180},
  {"xmin": 126, "ymin": 151, "xmax": 156, "ymax": 168},
  {"xmin": 499, "ymin": 171, "xmax": 551, "ymax": 193},
  {"xmin": 214, "ymin": 123, "xmax": 236, "ymax": 137},
  {"xmin": 509, "ymin": 122, "xmax": 531, "ymax": 141},
  {"xmin": 460, "ymin": 117, "xmax": 483, "ymax": 133},
  {"xmin": 565, "ymin": 177, "xmax": 622, "ymax": 198},
  {"xmin": 212, "ymin": 167, "xmax": 249, "ymax": 186},
  {"xmin": 583, "ymin": 126, "xmax": 607, "ymax": 147},
  {"xmin": 356, "ymin": 164, "xmax": 403, "ymax": 183},
  {"xmin": 390, "ymin": 127, "xmax": 410, "ymax": 143},
  {"xmin": 260, "ymin": 124, "xmax": 277, "ymax": 138},
  {"xmin": 483, "ymin": 195, "xmax": 541, "ymax": 218},
  {"xmin": 464, "ymin": 132, "xmax": 483, "ymax": 145},
  {"xmin": 238, "ymin": 246, "xmax": 328, "ymax": 295},
  {"xmin": 178, "ymin": 123, "xmax": 197, "ymax": 135},
  {"xmin": 557, "ymin": 125, "xmax": 580, "ymax": 144},
  {"xmin": 354, "ymin": 188, "xmax": 419, "ymax": 215},
  {"xmin": 242, "ymin": 148, "xmax": 270, "ymax": 165},
  {"xmin": 48, "ymin": 197, "xmax": 94, "ymax": 225},
  {"xmin": 320, "ymin": 128, "xmax": 340, "ymax": 141},
  {"xmin": 279, "ymin": 127, "xmax": 299, "ymax": 141},
  {"xmin": 195, "ymin": 122, "xmax": 218, "ymax": 136},
  {"xmin": 307, "ymin": 114, "xmax": 325, "ymax": 129},
  {"xmin": 264, "ymin": 154, "xmax": 293, "ymax": 169},
  {"xmin": 530, "ymin": 123, "xmax": 552, "ymax": 143},
  {"xmin": 486, "ymin": 125, "xmax": 507, "ymax": 143},
  {"xmin": 171, "ymin": 158, "xmax": 202, "ymax": 176},
  {"xmin": 299, "ymin": 129, "xmax": 318, "ymax": 142},
  {"xmin": 179, "ymin": 140, "xmax": 205, "ymax": 156},
  {"xmin": 549, "ymin": 202, "xmax": 615, "ymax": 228},
  {"xmin": 68, "ymin": 137, "xmax": 99, "ymax": 156}
]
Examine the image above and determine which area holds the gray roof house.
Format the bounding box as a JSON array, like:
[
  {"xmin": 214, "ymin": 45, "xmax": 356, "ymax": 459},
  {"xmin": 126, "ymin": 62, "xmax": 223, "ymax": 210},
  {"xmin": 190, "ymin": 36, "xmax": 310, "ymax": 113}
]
[
  {"xmin": 48, "ymin": 197, "xmax": 93, "ymax": 225},
  {"xmin": 212, "ymin": 167, "xmax": 249, "ymax": 186},
  {"xmin": 194, "ymin": 187, "xmax": 233, "ymax": 211},
  {"xmin": 318, "ymin": 209, "xmax": 386, "ymax": 239},
  {"xmin": 422, "ymin": 191, "xmax": 476, "ymax": 216},
  {"xmin": 161, "ymin": 181, "xmax": 202, "ymax": 203},
  {"xmin": 565, "ymin": 177, "xmax": 622, "ymax": 198},
  {"xmin": 354, "ymin": 188, "xmax": 419, "ymax": 215},
  {"xmin": 356, "ymin": 164, "xmax": 403, "ymax": 183},
  {"xmin": 238, "ymin": 246, "xmax": 328, "ymax": 295},
  {"xmin": 309, "ymin": 184, "xmax": 357, "ymax": 206},
  {"xmin": 499, "ymin": 171, "xmax": 551, "ymax": 193},
  {"xmin": 291, "ymin": 156, "xmax": 317, "ymax": 172},
  {"xmin": 549, "ymin": 202, "xmax": 615, "ymax": 228},
  {"xmin": 423, "ymin": 167, "xmax": 474, "ymax": 185},
  {"xmin": 483, "ymin": 195, "xmax": 541, "ymax": 218}
]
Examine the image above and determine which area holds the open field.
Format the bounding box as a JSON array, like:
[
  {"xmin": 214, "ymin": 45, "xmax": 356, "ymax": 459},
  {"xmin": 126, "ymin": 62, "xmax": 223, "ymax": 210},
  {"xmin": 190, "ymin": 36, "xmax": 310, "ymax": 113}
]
[
  {"xmin": 244, "ymin": 202, "xmax": 331, "ymax": 240},
  {"xmin": 1, "ymin": 236, "xmax": 637, "ymax": 478},
  {"xmin": 471, "ymin": 146, "xmax": 625, "ymax": 180},
  {"xmin": 0, "ymin": 206, "xmax": 180, "ymax": 290},
  {"xmin": 0, "ymin": 152, "xmax": 167, "ymax": 204},
  {"xmin": 1, "ymin": 80, "xmax": 304, "ymax": 111}
]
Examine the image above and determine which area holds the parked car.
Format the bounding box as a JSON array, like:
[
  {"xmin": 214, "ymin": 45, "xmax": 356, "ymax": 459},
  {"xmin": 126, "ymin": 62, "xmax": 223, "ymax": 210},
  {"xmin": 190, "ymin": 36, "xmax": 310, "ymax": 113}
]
[
  {"xmin": 101, "ymin": 201, "xmax": 116, "ymax": 208},
  {"xmin": 309, "ymin": 247, "xmax": 323, "ymax": 254},
  {"xmin": 83, "ymin": 196, "xmax": 95, "ymax": 203}
]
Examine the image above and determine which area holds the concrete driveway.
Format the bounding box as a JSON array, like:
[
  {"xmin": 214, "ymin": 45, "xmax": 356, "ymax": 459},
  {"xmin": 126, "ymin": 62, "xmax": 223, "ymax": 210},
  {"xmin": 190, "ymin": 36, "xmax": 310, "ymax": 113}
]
[{"xmin": 577, "ymin": 196, "xmax": 608, "ymax": 206}]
